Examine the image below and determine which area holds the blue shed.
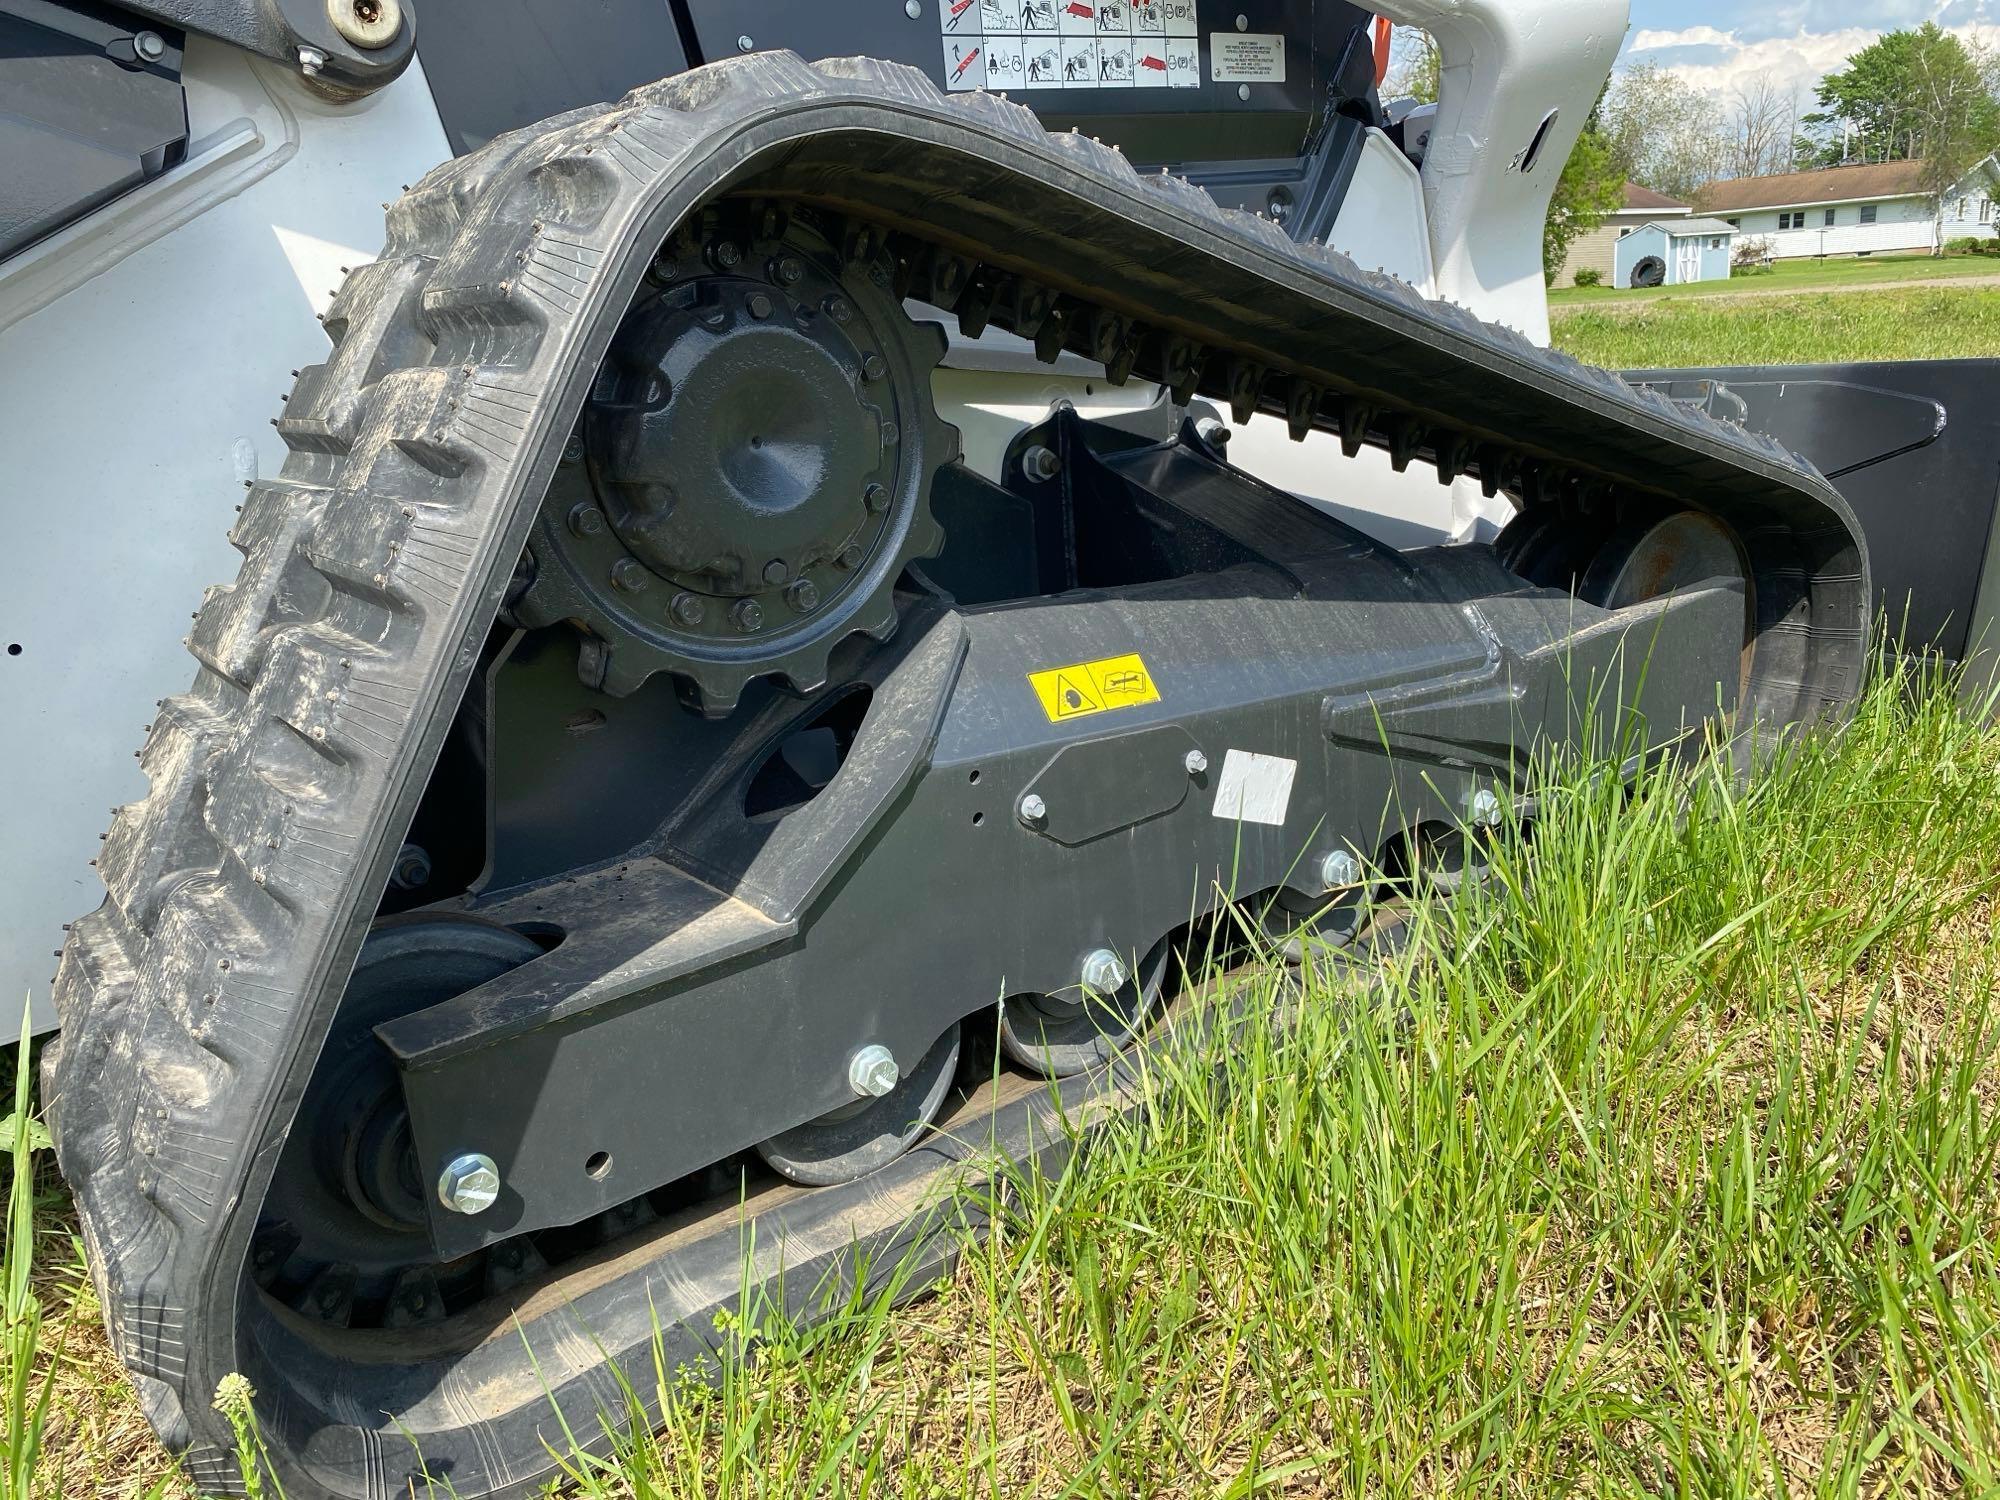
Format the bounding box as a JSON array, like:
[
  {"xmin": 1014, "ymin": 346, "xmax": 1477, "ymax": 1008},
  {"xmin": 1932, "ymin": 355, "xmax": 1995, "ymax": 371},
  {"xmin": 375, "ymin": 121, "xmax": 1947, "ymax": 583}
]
[{"xmin": 1613, "ymin": 218, "xmax": 1737, "ymax": 288}]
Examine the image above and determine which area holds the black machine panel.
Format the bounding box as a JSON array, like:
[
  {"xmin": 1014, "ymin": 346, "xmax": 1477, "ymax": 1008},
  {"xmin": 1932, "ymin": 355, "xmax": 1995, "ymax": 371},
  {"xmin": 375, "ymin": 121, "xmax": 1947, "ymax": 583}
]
[{"xmin": 0, "ymin": 0, "xmax": 188, "ymax": 262}]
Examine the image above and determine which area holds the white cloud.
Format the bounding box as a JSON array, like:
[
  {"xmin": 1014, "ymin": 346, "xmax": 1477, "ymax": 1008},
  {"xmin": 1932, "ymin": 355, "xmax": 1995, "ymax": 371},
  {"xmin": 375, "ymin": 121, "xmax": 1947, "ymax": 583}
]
[{"xmin": 1623, "ymin": 19, "xmax": 2000, "ymax": 107}]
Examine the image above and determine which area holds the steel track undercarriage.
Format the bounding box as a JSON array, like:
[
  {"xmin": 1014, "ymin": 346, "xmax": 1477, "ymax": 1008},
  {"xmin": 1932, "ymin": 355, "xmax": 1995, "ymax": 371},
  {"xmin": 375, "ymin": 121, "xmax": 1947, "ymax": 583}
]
[{"xmin": 45, "ymin": 53, "xmax": 1867, "ymax": 1499}]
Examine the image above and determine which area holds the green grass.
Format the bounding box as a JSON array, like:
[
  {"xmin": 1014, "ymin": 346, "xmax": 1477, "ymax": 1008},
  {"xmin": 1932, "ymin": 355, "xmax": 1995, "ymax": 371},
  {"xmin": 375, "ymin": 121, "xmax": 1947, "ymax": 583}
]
[
  {"xmin": 1550, "ymin": 285, "xmax": 2000, "ymax": 368},
  {"xmin": 1549, "ymin": 250, "xmax": 2000, "ymax": 306},
  {"xmin": 7, "ymin": 659, "xmax": 2000, "ymax": 1496}
]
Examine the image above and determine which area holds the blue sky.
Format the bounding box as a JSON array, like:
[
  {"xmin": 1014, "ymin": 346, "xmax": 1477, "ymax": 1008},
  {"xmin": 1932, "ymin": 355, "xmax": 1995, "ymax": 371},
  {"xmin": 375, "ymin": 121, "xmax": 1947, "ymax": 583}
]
[{"xmin": 1621, "ymin": 0, "xmax": 1998, "ymax": 101}]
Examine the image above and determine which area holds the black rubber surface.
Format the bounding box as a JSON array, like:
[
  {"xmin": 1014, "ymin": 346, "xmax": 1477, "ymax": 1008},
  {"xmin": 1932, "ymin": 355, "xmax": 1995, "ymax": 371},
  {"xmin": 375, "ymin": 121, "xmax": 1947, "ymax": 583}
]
[{"xmin": 43, "ymin": 52, "xmax": 1869, "ymax": 1497}]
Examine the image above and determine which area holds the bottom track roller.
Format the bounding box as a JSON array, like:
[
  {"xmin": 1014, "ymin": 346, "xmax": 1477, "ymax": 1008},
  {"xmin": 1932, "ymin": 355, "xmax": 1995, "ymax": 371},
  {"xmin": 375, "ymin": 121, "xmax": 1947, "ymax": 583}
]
[
  {"xmin": 756, "ymin": 1022, "xmax": 964, "ymax": 1186},
  {"xmin": 999, "ymin": 936, "xmax": 1172, "ymax": 1077}
]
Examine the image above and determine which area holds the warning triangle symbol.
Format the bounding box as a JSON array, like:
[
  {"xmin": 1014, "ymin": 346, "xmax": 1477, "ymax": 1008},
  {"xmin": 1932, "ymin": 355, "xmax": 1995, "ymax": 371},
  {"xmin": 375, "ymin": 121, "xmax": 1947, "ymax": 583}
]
[{"xmin": 1052, "ymin": 671, "xmax": 1102, "ymax": 718}]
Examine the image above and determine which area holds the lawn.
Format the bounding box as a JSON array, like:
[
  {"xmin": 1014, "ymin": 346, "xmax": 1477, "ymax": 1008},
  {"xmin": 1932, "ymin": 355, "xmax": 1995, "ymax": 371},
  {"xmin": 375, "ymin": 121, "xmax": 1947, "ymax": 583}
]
[
  {"xmin": 8, "ymin": 657, "xmax": 2000, "ymax": 1498},
  {"xmin": 1551, "ymin": 285, "xmax": 2000, "ymax": 367},
  {"xmin": 1548, "ymin": 250, "xmax": 2000, "ymax": 306}
]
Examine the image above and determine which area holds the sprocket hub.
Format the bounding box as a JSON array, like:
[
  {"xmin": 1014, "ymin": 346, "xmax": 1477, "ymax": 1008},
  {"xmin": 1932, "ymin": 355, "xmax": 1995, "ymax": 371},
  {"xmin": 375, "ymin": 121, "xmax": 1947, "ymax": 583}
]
[{"xmin": 515, "ymin": 208, "xmax": 953, "ymax": 712}]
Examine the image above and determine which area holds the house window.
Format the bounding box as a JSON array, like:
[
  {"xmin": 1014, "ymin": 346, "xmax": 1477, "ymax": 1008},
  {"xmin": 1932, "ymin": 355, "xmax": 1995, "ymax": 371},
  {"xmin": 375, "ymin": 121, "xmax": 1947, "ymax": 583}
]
[
  {"xmin": 1779, "ymin": 211, "xmax": 1804, "ymax": 230},
  {"xmin": 1982, "ymin": 199, "xmax": 1994, "ymax": 224},
  {"xmin": 1710, "ymin": 238, "xmax": 1723, "ymax": 249},
  {"xmin": 1859, "ymin": 204, "xmax": 1878, "ymax": 225},
  {"xmin": 1824, "ymin": 208, "xmax": 1836, "ymax": 227},
  {"xmin": 1619, "ymin": 227, "xmax": 1631, "ymax": 237},
  {"xmin": 1955, "ymin": 198, "xmax": 1969, "ymax": 220},
  {"xmin": 1726, "ymin": 217, "xmax": 1740, "ymax": 227}
]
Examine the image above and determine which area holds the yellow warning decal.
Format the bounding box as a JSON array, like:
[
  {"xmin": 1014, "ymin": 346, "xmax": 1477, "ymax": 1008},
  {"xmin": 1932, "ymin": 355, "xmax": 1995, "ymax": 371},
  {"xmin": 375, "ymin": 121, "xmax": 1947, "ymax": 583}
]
[{"xmin": 1028, "ymin": 652, "xmax": 1162, "ymax": 723}]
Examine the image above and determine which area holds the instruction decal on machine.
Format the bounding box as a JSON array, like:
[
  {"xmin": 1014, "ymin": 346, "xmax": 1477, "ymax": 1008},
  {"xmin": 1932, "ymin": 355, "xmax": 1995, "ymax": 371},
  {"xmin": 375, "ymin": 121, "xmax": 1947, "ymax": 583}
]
[
  {"xmin": 1208, "ymin": 32, "xmax": 1284, "ymax": 83},
  {"xmin": 1028, "ymin": 653, "xmax": 1163, "ymax": 722},
  {"xmin": 942, "ymin": 0, "xmax": 1201, "ymax": 91},
  {"xmin": 1209, "ymin": 749, "xmax": 1296, "ymax": 827}
]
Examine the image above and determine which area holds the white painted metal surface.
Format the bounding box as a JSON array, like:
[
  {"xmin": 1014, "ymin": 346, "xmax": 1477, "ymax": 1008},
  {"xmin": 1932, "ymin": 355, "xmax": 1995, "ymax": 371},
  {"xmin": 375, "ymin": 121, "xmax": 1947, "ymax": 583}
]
[{"xmin": 0, "ymin": 41, "xmax": 452, "ymax": 1032}]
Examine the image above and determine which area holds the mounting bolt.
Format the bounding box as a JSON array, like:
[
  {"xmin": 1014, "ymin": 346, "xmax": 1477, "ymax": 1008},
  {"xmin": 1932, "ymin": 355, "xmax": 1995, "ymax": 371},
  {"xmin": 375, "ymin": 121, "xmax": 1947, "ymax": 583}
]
[
  {"xmin": 1196, "ymin": 417, "xmax": 1230, "ymax": 449},
  {"xmin": 562, "ymin": 434, "xmax": 585, "ymax": 464},
  {"xmin": 1467, "ymin": 788, "xmax": 1504, "ymax": 828},
  {"xmin": 849, "ymin": 1044, "xmax": 900, "ymax": 1098},
  {"xmin": 906, "ymin": 0, "xmax": 922, "ymax": 14},
  {"xmin": 132, "ymin": 29, "xmax": 166, "ymax": 62},
  {"xmin": 567, "ymin": 504, "xmax": 606, "ymax": 539},
  {"xmin": 610, "ymin": 558, "xmax": 650, "ymax": 594},
  {"xmin": 1022, "ymin": 445, "xmax": 1062, "ymax": 483},
  {"xmin": 437, "ymin": 1153, "xmax": 500, "ymax": 1215},
  {"xmin": 327, "ymin": 0, "xmax": 402, "ymax": 49},
  {"xmin": 861, "ymin": 353, "xmax": 888, "ymax": 382},
  {"xmin": 774, "ymin": 255, "xmax": 804, "ymax": 286},
  {"xmin": 863, "ymin": 482, "xmax": 890, "ymax": 514},
  {"xmin": 670, "ymin": 592, "xmax": 706, "ymax": 627},
  {"xmin": 747, "ymin": 291, "xmax": 773, "ymax": 320},
  {"xmin": 390, "ymin": 842, "xmax": 432, "ymax": 892},
  {"xmin": 1318, "ymin": 848, "xmax": 1362, "ymax": 892},
  {"xmin": 711, "ymin": 239, "xmax": 741, "ymax": 270},
  {"xmin": 298, "ymin": 45, "xmax": 327, "ymax": 75},
  {"xmin": 785, "ymin": 579, "xmax": 820, "ymax": 612},
  {"xmin": 1184, "ymin": 748, "xmax": 1208, "ymax": 776},
  {"xmin": 762, "ymin": 558, "xmax": 789, "ymax": 586},
  {"xmin": 737, "ymin": 33, "xmax": 755, "ymax": 51},
  {"xmin": 824, "ymin": 295, "xmax": 853, "ymax": 324},
  {"xmin": 1018, "ymin": 792, "xmax": 1047, "ymax": 825},
  {"xmin": 836, "ymin": 543, "xmax": 865, "ymax": 570},
  {"xmin": 731, "ymin": 598, "xmax": 764, "ymax": 633},
  {"xmin": 1080, "ymin": 948, "xmax": 1129, "ymax": 994}
]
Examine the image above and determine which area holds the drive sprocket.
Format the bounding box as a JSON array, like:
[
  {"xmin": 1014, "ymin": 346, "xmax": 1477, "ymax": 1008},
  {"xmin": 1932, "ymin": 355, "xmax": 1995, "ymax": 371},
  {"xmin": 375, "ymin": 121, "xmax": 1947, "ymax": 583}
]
[{"xmin": 514, "ymin": 205, "xmax": 955, "ymax": 713}]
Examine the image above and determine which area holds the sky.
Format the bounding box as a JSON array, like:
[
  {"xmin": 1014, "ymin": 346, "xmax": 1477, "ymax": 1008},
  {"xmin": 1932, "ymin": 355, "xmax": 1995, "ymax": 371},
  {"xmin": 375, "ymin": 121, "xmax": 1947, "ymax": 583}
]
[{"xmin": 1622, "ymin": 0, "xmax": 1999, "ymax": 106}]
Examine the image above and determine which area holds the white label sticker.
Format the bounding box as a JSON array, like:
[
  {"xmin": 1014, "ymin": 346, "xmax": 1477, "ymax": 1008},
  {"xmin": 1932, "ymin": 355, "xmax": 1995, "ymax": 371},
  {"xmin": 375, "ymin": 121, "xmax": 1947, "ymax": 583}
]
[
  {"xmin": 1210, "ymin": 32, "xmax": 1284, "ymax": 83},
  {"xmin": 1210, "ymin": 749, "xmax": 1297, "ymax": 827},
  {"xmin": 947, "ymin": 0, "xmax": 1193, "ymax": 88}
]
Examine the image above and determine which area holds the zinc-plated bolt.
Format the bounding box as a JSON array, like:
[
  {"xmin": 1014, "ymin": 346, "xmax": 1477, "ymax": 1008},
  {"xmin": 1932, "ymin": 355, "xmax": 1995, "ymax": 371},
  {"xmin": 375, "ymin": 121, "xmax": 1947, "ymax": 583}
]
[
  {"xmin": 849, "ymin": 1044, "xmax": 900, "ymax": 1098},
  {"xmin": 1236, "ymin": 83, "xmax": 1251, "ymax": 102},
  {"xmin": 1467, "ymin": 788, "xmax": 1503, "ymax": 828},
  {"xmin": 1183, "ymin": 748, "xmax": 1208, "ymax": 776},
  {"xmin": 1080, "ymin": 948, "xmax": 1129, "ymax": 994},
  {"xmin": 731, "ymin": 598, "xmax": 764, "ymax": 633},
  {"xmin": 737, "ymin": 33, "xmax": 755, "ymax": 51},
  {"xmin": 906, "ymin": 0, "xmax": 922, "ymax": 14},
  {"xmin": 1021, "ymin": 445, "xmax": 1062, "ymax": 483},
  {"xmin": 437, "ymin": 1153, "xmax": 500, "ymax": 1215},
  {"xmin": 1319, "ymin": 848, "xmax": 1363, "ymax": 892},
  {"xmin": 133, "ymin": 30, "xmax": 166, "ymax": 61},
  {"xmin": 670, "ymin": 592, "xmax": 706, "ymax": 627},
  {"xmin": 298, "ymin": 45, "xmax": 327, "ymax": 75},
  {"xmin": 1018, "ymin": 792, "xmax": 1047, "ymax": 825}
]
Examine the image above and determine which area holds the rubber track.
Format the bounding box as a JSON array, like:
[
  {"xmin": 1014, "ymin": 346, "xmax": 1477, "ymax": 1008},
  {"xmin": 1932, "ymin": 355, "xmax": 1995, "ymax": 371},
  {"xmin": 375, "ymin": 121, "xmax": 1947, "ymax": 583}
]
[{"xmin": 43, "ymin": 54, "xmax": 1868, "ymax": 1496}]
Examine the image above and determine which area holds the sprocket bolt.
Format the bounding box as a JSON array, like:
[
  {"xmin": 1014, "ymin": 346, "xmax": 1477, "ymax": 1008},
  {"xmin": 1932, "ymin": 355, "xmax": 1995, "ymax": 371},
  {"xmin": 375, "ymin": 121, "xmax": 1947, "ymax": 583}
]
[
  {"xmin": 670, "ymin": 592, "xmax": 706, "ymax": 626},
  {"xmin": 711, "ymin": 239, "xmax": 741, "ymax": 270},
  {"xmin": 562, "ymin": 435, "xmax": 584, "ymax": 464},
  {"xmin": 610, "ymin": 558, "xmax": 650, "ymax": 593},
  {"xmin": 748, "ymin": 291, "xmax": 773, "ymax": 320},
  {"xmin": 762, "ymin": 559, "xmax": 789, "ymax": 585},
  {"xmin": 774, "ymin": 255, "xmax": 804, "ymax": 286},
  {"xmin": 836, "ymin": 544, "xmax": 865, "ymax": 570},
  {"xmin": 864, "ymin": 483, "xmax": 889, "ymax": 514},
  {"xmin": 824, "ymin": 294, "xmax": 853, "ymax": 324},
  {"xmin": 567, "ymin": 504, "xmax": 605, "ymax": 538},
  {"xmin": 732, "ymin": 598, "xmax": 764, "ymax": 633},
  {"xmin": 861, "ymin": 353, "xmax": 887, "ymax": 382},
  {"xmin": 786, "ymin": 579, "xmax": 820, "ymax": 612}
]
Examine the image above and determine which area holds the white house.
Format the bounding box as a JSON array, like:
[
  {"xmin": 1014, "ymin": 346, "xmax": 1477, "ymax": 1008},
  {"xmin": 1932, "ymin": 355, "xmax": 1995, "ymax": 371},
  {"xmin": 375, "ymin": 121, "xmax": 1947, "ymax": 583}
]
[
  {"xmin": 1557, "ymin": 181, "xmax": 1692, "ymax": 285},
  {"xmin": 1699, "ymin": 155, "xmax": 2000, "ymax": 260}
]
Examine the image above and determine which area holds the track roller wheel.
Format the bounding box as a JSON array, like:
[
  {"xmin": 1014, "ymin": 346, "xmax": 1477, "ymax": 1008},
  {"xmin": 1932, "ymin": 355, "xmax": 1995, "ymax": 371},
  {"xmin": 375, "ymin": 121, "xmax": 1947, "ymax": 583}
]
[
  {"xmin": 755, "ymin": 1023, "xmax": 962, "ymax": 1186},
  {"xmin": 999, "ymin": 937, "xmax": 1171, "ymax": 1078}
]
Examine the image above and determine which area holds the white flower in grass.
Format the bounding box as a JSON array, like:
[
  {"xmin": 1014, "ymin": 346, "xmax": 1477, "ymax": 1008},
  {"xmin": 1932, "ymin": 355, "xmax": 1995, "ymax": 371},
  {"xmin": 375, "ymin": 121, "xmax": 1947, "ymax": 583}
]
[{"xmin": 212, "ymin": 1371, "xmax": 256, "ymax": 1415}]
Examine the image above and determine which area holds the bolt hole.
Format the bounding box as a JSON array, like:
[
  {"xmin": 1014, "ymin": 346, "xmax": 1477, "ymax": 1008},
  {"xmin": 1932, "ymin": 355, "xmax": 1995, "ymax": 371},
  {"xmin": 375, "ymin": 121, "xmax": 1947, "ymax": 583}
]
[
  {"xmin": 968, "ymin": 769, "xmax": 981, "ymax": 784},
  {"xmin": 750, "ymin": 435, "xmax": 763, "ymax": 448},
  {"xmin": 354, "ymin": 0, "xmax": 380, "ymax": 20},
  {"xmin": 972, "ymin": 811, "xmax": 985, "ymax": 826},
  {"xmin": 584, "ymin": 1151, "xmax": 613, "ymax": 1180},
  {"xmin": 5, "ymin": 644, "xmax": 19, "ymax": 656}
]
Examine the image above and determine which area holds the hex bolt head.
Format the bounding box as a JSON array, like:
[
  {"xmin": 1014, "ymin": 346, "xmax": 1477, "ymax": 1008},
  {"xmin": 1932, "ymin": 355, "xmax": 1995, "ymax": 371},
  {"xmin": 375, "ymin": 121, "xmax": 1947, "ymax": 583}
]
[
  {"xmin": 731, "ymin": 598, "xmax": 764, "ymax": 633},
  {"xmin": 774, "ymin": 255, "xmax": 804, "ymax": 286},
  {"xmin": 297, "ymin": 45, "xmax": 327, "ymax": 75},
  {"xmin": 1080, "ymin": 948, "xmax": 1130, "ymax": 994},
  {"xmin": 1195, "ymin": 417, "xmax": 1231, "ymax": 449},
  {"xmin": 133, "ymin": 29, "xmax": 166, "ymax": 61},
  {"xmin": 906, "ymin": 0, "xmax": 923, "ymax": 14},
  {"xmin": 1022, "ymin": 445, "xmax": 1062, "ymax": 483},
  {"xmin": 863, "ymin": 482, "xmax": 890, "ymax": 514},
  {"xmin": 824, "ymin": 295, "xmax": 854, "ymax": 324},
  {"xmin": 737, "ymin": 33, "xmax": 755, "ymax": 52},
  {"xmin": 836, "ymin": 543, "xmax": 866, "ymax": 570},
  {"xmin": 1018, "ymin": 792, "xmax": 1047, "ymax": 825},
  {"xmin": 786, "ymin": 579, "xmax": 820, "ymax": 613},
  {"xmin": 861, "ymin": 353, "xmax": 888, "ymax": 382},
  {"xmin": 567, "ymin": 504, "xmax": 606, "ymax": 539},
  {"xmin": 849, "ymin": 1044, "xmax": 900, "ymax": 1099},
  {"xmin": 610, "ymin": 558, "xmax": 650, "ymax": 594},
  {"xmin": 562, "ymin": 434, "xmax": 585, "ymax": 464},
  {"xmin": 1468, "ymin": 788, "xmax": 1504, "ymax": 828},
  {"xmin": 437, "ymin": 1153, "xmax": 500, "ymax": 1215},
  {"xmin": 670, "ymin": 592, "xmax": 706, "ymax": 627},
  {"xmin": 711, "ymin": 239, "xmax": 741, "ymax": 270},
  {"xmin": 1319, "ymin": 848, "xmax": 1363, "ymax": 892},
  {"xmin": 747, "ymin": 291, "xmax": 774, "ymax": 320},
  {"xmin": 1184, "ymin": 748, "xmax": 1209, "ymax": 776},
  {"xmin": 762, "ymin": 558, "xmax": 789, "ymax": 586}
]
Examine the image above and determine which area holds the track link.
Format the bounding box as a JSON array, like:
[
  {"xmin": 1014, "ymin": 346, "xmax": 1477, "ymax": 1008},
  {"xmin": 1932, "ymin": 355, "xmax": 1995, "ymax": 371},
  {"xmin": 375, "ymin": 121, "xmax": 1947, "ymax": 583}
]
[{"xmin": 45, "ymin": 53, "xmax": 1868, "ymax": 1497}]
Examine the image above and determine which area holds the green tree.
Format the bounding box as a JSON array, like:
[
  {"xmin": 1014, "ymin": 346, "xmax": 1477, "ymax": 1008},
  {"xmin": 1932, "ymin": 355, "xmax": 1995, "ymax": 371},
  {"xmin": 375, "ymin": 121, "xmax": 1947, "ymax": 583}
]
[
  {"xmin": 1544, "ymin": 124, "xmax": 1625, "ymax": 284},
  {"xmin": 1599, "ymin": 64, "xmax": 1727, "ymax": 201},
  {"xmin": 1804, "ymin": 24, "xmax": 1999, "ymax": 168}
]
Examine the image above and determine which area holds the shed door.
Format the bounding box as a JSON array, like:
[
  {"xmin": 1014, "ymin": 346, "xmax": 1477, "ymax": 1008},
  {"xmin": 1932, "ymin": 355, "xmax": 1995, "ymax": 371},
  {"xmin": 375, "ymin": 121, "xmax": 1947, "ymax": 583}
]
[{"xmin": 1675, "ymin": 236, "xmax": 1701, "ymax": 283}]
